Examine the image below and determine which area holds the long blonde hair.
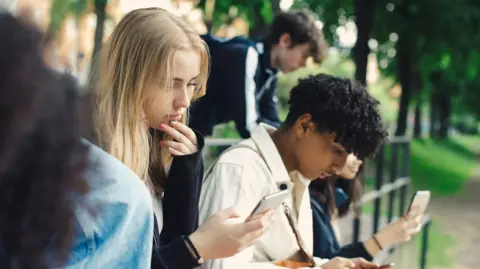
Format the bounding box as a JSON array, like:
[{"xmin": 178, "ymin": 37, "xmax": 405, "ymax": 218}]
[{"xmin": 92, "ymin": 8, "xmax": 209, "ymax": 194}]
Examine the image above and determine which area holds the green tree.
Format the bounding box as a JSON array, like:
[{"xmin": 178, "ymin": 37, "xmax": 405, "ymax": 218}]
[
  {"xmin": 48, "ymin": 0, "xmax": 108, "ymax": 70},
  {"xmin": 197, "ymin": 0, "xmax": 278, "ymax": 38},
  {"xmin": 299, "ymin": 0, "xmax": 480, "ymax": 138}
]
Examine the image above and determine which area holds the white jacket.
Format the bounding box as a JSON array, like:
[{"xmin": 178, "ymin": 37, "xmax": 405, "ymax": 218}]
[{"xmin": 199, "ymin": 124, "xmax": 328, "ymax": 269}]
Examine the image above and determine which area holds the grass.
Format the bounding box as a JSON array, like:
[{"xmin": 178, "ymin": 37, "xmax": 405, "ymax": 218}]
[
  {"xmin": 410, "ymin": 136, "xmax": 479, "ymax": 195},
  {"xmin": 416, "ymin": 222, "xmax": 455, "ymax": 268},
  {"xmin": 359, "ymin": 135, "xmax": 478, "ymax": 218}
]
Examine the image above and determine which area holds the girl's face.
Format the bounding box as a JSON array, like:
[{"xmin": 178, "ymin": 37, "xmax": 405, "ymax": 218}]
[{"xmin": 144, "ymin": 49, "xmax": 201, "ymax": 130}]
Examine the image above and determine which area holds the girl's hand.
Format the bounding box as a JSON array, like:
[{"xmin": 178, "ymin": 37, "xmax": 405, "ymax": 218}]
[
  {"xmin": 375, "ymin": 209, "xmax": 423, "ymax": 248},
  {"xmin": 339, "ymin": 154, "xmax": 363, "ymax": 179},
  {"xmin": 159, "ymin": 121, "xmax": 198, "ymax": 156}
]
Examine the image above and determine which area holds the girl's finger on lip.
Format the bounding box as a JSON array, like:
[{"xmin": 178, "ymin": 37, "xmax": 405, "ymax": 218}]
[
  {"xmin": 159, "ymin": 124, "xmax": 177, "ymax": 136},
  {"xmin": 160, "ymin": 123, "xmax": 174, "ymax": 131}
]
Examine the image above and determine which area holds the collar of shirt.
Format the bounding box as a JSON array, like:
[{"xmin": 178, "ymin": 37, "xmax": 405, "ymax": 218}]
[
  {"xmin": 250, "ymin": 123, "xmax": 314, "ymax": 252},
  {"xmin": 250, "ymin": 123, "xmax": 294, "ymax": 190}
]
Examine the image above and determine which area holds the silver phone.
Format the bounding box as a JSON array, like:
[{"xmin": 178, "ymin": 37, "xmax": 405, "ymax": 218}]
[
  {"xmin": 245, "ymin": 190, "xmax": 290, "ymax": 222},
  {"xmin": 407, "ymin": 191, "xmax": 431, "ymax": 215},
  {"xmin": 379, "ymin": 263, "xmax": 394, "ymax": 269}
]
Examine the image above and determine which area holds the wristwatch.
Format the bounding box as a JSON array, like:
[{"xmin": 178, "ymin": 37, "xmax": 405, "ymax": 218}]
[{"xmin": 183, "ymin": 235, "xmax": 204, "ymax": 265}]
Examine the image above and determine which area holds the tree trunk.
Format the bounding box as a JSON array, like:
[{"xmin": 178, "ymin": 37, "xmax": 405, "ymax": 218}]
[
  {"xmin": 353, "ymin": 0, "xmax": 375, "ymax": 85},
  {"xmin": 395, "ymin": 37, "xmax": 412, "ymax": 137},
  {"xmin": 91, "ymin": 0, "xmax": 107, "ymax": 64},
  {"xmin": 413, "ymin": 73, "xmax": 422, "ymax": 138},
  {"xmin": 271, "ymin": 0, "xmax": 281, "ymax": 15},
  {"xmin": 413, "ymin": 101, "xmax": 422, "ymax": 138},
  {"xmin": 438, "ymin": 92, "xmax": 451, "ymax": 140},
  {"xmin": 429, "ymin": 93, "xmax": 436, "ymax": 138},
  {"xmin": 205, "ymin": 21, "xmax": 213, "ymax": 34},
  {"xmin": 429, "ymin": 72, "xmax": 442, "ymax": 138}
]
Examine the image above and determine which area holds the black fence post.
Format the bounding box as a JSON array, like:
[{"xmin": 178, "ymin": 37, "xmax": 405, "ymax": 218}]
[
  {"xmin": 388, "ymin": 143, "xmax": 398, "ymax": 223},
  {"xmin": 399, "ymin": 143, "xmax": 410, "ymax": 215},
  {"xmin": 352, "ymin": 167, "xmax": 365, "ymax": 243},
  {"xmin": 420, "ymin": 219, "xmax": 432, "ymax": 269},
  {"xmin": 353, "ymin": 211, "xmax": 361, "ymax": 243},
  {"xmin": 373, "ymin": 145, "xmax": 385, "ymax": 234}
]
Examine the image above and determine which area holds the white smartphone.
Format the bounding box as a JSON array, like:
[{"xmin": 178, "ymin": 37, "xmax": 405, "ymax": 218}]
[
  {"xmin": 407, "ymin": 191, "xmax": 431, "ymax": 215},
  {"xmin": 379, "ymin": 263, "xmax": 394, "ymax": 269},
  {"xmin": 244, "ymin": 190, "xmax": 290, "ymax": 222}
]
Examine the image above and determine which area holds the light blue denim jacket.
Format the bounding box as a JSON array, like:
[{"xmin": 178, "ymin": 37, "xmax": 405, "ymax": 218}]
[{"xmin": 59, "ymin": 141, "xmax": 154, "ymax": 268}]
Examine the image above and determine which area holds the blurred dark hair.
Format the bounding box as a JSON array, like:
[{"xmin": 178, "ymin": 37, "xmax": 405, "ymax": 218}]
[
  {"xmin": 267, "ymin": 9, "xmax": 328, "ymax": 64},
  {"xmin": 0, "ymin": 12, "xmax": 90, "ymax": 268},
  {"xmin": 310, "ymin": 170, "xmax": 363, "ymax": 218}
]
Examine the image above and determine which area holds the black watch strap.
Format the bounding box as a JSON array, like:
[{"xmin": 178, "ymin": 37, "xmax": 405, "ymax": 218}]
[{"xmin": 183, "ymin": 235, "xmax": 204, "ymax": 265}]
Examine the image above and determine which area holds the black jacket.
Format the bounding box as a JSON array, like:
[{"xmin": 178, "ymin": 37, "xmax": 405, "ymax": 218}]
[
  {"xmin": 189, "ymin": 34, "xmax": 281, "ymax": 138},
  {"xmin": 151, "ymin": 130, "xmax": 205, "ymax": 268},
  {"xmin": 310, "ymin": 190, "xmax": 373, "ymax": 260}
]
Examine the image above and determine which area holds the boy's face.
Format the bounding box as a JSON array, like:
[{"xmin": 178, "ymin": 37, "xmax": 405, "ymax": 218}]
[
  {"xmin": 275, "ymin": 33, "xmax": 310, "ymax": 73},
  {"xmin": 293, "ymin": 114, "xmax": 349, "ymax": 180}
]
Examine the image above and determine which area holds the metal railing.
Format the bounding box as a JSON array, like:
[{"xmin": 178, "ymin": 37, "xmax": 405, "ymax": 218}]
[
  {"xmin": 204, "ymin": 136, "xmax": 432, "ymax": 269},
  {"xmin": 351, "ymin": 139, "xmax": 432, "ymax": 268}
]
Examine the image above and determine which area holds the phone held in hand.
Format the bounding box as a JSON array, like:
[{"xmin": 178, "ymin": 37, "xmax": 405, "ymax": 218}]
[
  {"xmin": 379, "ymin": 262, "xmax": 394, "ymax": 269},
  {"xmin": 245, "ymin": 190, "xmax": 290, "ymax": 222},
  {"xmin": 407, "ymin": 191, "xmax": 431, "ymax": 215}
]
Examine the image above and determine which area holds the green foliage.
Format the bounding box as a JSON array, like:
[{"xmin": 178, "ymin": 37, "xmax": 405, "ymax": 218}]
[
  {"xmin": 291, "ymin": 0, "xmax": 480, "ymax": 122},
  {"xmin": 276, "ymin": 51, "xmax": 354, "ymax": 107},
  {"xmin": 197, "ymin": 0, "xmax": 274, "ymax": 31},
  {"xmin": 277, "ymin": 52, "xmax": 399, "ymax": 125},
  {"xmin": 48, "ymin": 0, "xmax": 89, "ymax": 39},
  {"xmin": 291, "ymin": 0, "xmax": 354, "ymax": 47},
  {"xmin": 260, "ymin": 0, "xmax": 274, "ymax": 24}
]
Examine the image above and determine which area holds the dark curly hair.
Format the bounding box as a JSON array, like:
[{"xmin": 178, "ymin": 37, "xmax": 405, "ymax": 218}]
[
  {"xmin": 284, "ymin": 73, "xmax": 388, "ymax": 159},
  {"xmin": 0, "ymin": 12, "xmax": 89, "ymax": 268},
  {"xmin": 267, "ymin": 9, "xmax": 328, "ymax": 64}
]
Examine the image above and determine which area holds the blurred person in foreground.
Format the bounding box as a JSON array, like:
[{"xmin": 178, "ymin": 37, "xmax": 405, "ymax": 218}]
[{"xmin": 0, "ymin": 12, "xmax": 154, "ymax": 268}]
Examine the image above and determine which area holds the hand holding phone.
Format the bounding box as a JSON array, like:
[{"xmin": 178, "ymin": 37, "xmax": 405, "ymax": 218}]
[
  {"xmin": 407, "ymin": 191, "xmax": 430, "ymax": 216},
  {"xmin": 245, "ymin": 190, "xmax": 290, "ymax": 222},
  {"xmin": 374, "ymin": 190, "xmax": 427, "ymax": 249}
]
